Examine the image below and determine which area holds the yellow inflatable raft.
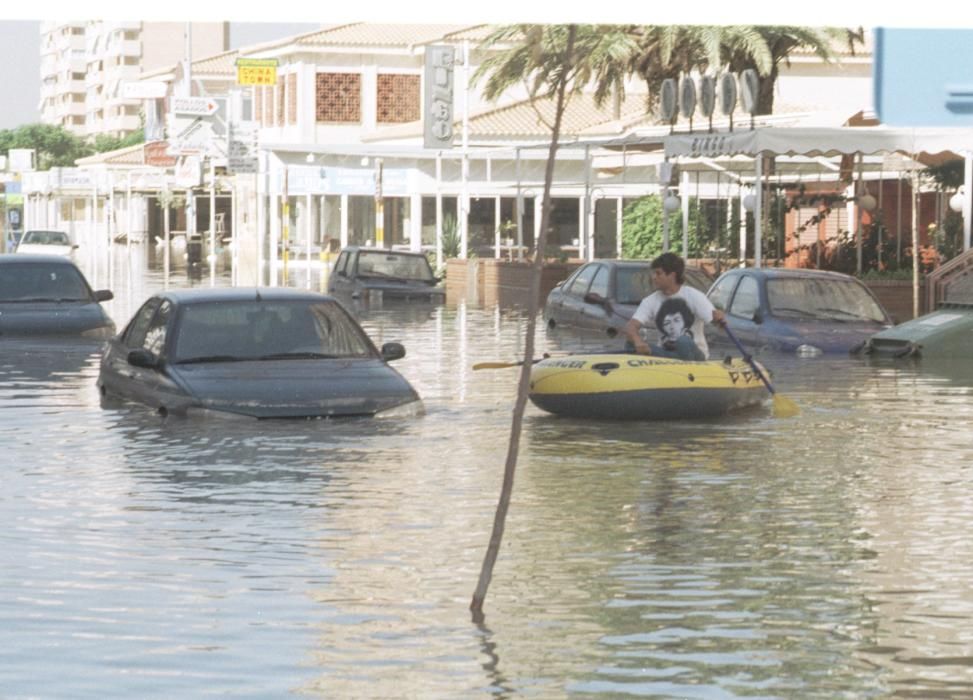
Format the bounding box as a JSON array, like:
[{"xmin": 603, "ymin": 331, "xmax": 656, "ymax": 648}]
[{"xmin": 528, "ymin": 353, "xmax": 768, "ymax": 420}]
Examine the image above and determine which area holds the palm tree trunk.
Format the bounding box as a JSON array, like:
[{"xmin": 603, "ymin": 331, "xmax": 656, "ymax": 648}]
[{"xmin": 470, "ymin": 24, "xmax": 577, "ymax": 623}]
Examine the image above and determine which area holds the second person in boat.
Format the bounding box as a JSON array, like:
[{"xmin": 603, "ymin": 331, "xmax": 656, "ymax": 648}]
[{"xmin": 623, "ymin": 252, "xmax": 725, "ymax": 361}]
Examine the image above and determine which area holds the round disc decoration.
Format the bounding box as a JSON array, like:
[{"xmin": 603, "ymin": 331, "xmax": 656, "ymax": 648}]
[
  {"xmin": 659, "ymin": 79, "xmax": 677, "ymax": 122},
  {"xmin": 719, "ymin": 73, "xmax": 737, "ymax": 115},
  {"xmin": 679, "ymin": 76, "xmax": 697, "ymax": 119},
  {"xmin": 699, "ymin": 75, "xmax": 716, "ymax": 118},
  {"xmin": 740, "ymin": 69, "xmax": 759, "ymax": 115}
]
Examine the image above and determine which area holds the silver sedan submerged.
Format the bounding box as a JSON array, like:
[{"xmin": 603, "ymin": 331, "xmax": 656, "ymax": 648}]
[{"xmin": 97, "ymin": 288, "xmax": 421, "ymax": 419}]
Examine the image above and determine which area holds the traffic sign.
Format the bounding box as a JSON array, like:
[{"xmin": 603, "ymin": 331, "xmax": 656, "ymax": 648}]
[{"xmin": 172, "ymin": 96, "xmax": 219, "ymax": 116}]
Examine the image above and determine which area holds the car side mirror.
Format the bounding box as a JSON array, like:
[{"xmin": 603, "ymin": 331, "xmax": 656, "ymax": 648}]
[
  {"xmin": 584, "ymin": 292, "xmax": 612, "ymax": 311},
  {"xmin": 752, "ymin": 310, "xmax": 764, "ymax": 324},
  {"xmin": 127, "ymin": 349, "xmax": 160, "ymax": 369},
  {"xmin": 94, "ymin": 289, "xmax": 113, "ymax": 302},
  {"xmin": 381, "ymin": 342, "xmax": 406, "ymax": 362},
  {"xmin": 72, "ymin": 244, "xmax": 80, "ymax": 249}
]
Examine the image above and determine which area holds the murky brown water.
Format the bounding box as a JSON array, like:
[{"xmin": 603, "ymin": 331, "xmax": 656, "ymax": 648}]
[{"xmin": 2, "ymin": 248, "xmax": 973, "ymax": 697}]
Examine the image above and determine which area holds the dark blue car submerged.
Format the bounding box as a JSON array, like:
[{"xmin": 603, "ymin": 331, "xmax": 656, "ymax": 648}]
[
  {"xmin": 0, "ymin": 254, "xmax": 115, "ymax": 338},
  {"xmin": 98, "ymin": 288, "xmax": 421, "ymax": 419},
  {"xmin": 706, "ymin": 267, "xmax": 893, "ymax": 355}
]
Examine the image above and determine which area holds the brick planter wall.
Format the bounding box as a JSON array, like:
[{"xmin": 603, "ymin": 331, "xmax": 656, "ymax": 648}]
[
  {"xmin": 863, "ymin": 279, "xmax": 926, "ymax": 322},
  {"xmin": 445, "ymin": 258, "xmax": 580, "ymax": 307}
]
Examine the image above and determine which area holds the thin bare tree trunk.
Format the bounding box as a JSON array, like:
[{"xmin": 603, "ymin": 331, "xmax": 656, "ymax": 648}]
[{"xmin": 470, "ymin": 25, "xmax": 577, "ymax": 623}]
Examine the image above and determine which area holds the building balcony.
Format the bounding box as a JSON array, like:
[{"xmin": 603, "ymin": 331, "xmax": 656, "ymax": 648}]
[{"xmin": 105, "ymin": 39, "xmax": 141, "ymax": 57}]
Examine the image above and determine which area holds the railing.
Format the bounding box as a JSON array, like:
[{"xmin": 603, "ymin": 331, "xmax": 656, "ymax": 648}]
[{"xmin": 925, "ymin": 247, "xmax": 973, "ymax": 310}]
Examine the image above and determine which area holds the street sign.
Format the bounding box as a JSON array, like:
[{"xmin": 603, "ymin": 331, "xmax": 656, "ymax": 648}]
[
  {"xmin": 227, "ymin": 121, "xmax": 259, "ymax": 174},
  {"xmin": 875, "ymin": 27, "xmax": 973, "ymax": 126},
  {"xmin": 171, "ymin": 96, "xmax": 219, "ymax": 116},
  {"xmin": 167, "ymin": 116, "xmax": 217, "ymax": 156}
]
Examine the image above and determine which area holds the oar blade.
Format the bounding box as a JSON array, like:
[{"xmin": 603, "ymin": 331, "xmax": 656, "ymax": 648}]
[
  {"xmin": 772, "ymin": 394, "xmax": 800, "ymax": 418},
  {"xmin": 472, "ymin": 361, "xmax": 521, "ymax": 370}
]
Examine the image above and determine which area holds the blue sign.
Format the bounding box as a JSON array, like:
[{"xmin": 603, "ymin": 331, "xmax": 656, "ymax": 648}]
[{"xmin": 875, "ymin": 28, "xmax": 973, "ymax": 126}]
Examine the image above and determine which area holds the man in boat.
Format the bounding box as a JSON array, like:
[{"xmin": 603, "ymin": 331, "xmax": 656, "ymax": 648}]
[{"xmin": 623, "ymin": 252, "xmax": 725, "ymax": 361}]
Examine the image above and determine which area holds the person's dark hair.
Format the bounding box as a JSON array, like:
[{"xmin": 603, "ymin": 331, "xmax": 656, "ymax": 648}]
[{"xmin": 650, "ymin": 252, "xmax": 685, "ymax": 284}]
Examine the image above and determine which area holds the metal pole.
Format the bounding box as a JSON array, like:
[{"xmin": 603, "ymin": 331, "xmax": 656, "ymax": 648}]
[
  {"xmin": 755, "ymin": 154, "xmax": 763, "ymax": 268},
  {"xmin": 374, "ymin": 158, "xmax": 384, "ymax": 247},
  {"xmin": 209, "ymin": 158, "xmax": 216, "ymax": 286},
  {"xmin": 681, "ymin": 169, "xmax": 690, "ymax": 258},
  {"xmin": 282, "ymin": 166, "xmax": 290, "ymax": 283},
  {"xmin": 964, "ymin": 152, "xmax": 972, "ymax": 251},
  {"xmin": 163, "ymin": 179, "xmax": 171, "ymax": 290},
  {"xmin": 436, "ymin": 152, "xmax": 443, "ymax": 269},
  {"xmin": 306, "ymin": 192, "xmax": 312, "ymax": 289},
  {"xmin": 912, "ymin": 169, "xmax": 920, "ymax": 318}
]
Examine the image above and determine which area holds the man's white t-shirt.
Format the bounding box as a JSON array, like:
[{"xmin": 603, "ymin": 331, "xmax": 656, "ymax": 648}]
[{"xmin": 631, "ymin": 285, "xmax": 716, "ymax": 359}]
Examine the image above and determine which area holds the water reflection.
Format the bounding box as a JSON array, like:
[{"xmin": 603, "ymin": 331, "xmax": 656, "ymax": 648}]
[{"xmin": 4, "ymin": 248, "xmax": 973, "ymax": 696}]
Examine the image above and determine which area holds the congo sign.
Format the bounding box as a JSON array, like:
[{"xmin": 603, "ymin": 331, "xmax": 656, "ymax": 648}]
[{"xmin": 423, "ymin": 45, "xmax": 455, "ymax": 149}]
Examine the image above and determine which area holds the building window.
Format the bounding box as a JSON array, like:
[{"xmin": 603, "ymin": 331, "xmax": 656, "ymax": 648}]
[
  {"xmin": 315, "ymin": 72, "xmax": 360, "ymax": 123},
  {"xmin": 276, "ymin": 77, "xmax": 285, "ymax": 127},
  {"xmin": 287, "ymin": 73, "xmax": 297, "ymax": 125},
  {"xmin": 254, "ymin": 87, "xmax": 263, "ymax": 123},
  {"xmin": 376, "ymin": 73, "xmax": 420, "ymax": 123}
]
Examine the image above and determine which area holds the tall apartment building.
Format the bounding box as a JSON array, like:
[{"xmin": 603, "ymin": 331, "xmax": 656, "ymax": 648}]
[{"xmin": 39, "ymin": 21, "xmax": 228, "ymax": 139}]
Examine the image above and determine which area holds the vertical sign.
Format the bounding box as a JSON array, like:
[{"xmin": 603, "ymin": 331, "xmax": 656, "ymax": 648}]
[{"xmin": 424, "ymin": 45, "xmax": 455, "ymax": 149}]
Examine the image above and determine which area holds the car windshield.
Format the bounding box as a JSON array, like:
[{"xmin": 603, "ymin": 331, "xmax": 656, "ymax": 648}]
[
  {"xmin": 768, "ymin": 277, "xmax": 887, "ymax": 322},
  {"xmin": 355, "ymin": 251, "xmax": 434, "ymax": 282},
  {"xmin": 0, "ymin": 263, "xmax": 90, "ymax": 301},
  {"xmin": 171, "ymin": 300, "xmax": 377, "ymax": 363},
  {"xmin": 22, "ymin": 231, "xmax": 70, "ymax": 246},
  {"xmin": 614, "ymin": 267, "xmax": 654, "ymax": 304}
]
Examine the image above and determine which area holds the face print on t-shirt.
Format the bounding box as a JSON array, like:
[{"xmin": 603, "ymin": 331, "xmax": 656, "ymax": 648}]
[{"xmin": 655, "ymin": 297, "xmax": 695, "ymax": 349}]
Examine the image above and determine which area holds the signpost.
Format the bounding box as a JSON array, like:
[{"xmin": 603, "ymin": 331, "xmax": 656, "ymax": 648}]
[{"xmin": 171, "ymin": 96, "xmax": 219, "ymax": 116}]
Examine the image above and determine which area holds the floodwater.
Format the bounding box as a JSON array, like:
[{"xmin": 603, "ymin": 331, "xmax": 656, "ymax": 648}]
[{"xmin": 3, "ymin": 250, "xmax": 973, "ymax": 698}]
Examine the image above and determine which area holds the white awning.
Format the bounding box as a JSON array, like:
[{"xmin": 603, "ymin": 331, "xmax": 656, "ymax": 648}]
[{"xmin": 664, "ymin": 127, "xmax": 973, "ymax": 159}]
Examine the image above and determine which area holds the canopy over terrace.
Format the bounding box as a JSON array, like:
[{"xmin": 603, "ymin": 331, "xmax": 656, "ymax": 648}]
[{"xmin": 664, "ymin": 127, "xmax": 973, "ymax": 267}]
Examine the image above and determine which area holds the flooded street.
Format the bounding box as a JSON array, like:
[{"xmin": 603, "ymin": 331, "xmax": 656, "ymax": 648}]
[{"xmin": 3, "ymin": 249, "xmax": 973, "ymax": 697}]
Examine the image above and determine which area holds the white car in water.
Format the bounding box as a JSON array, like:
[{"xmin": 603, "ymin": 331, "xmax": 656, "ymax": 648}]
[{"xmin": 16, "ymin": 230, "xmax": 77, "ymax": 258}]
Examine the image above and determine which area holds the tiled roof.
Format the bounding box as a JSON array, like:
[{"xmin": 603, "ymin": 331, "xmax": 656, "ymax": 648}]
[
  {"xmin": 293, "ymin": 23, "xmax": 485, "ymax": 48},
  {"xmin": 366, "ymin": 92, "xmax": 654, "ymax": 142},
  {"xmin": 76, "ymin": 144, "xmax": 145, "ymax": 166},
  {"xmin": 192, "ymin": 50, "xmax": 239, "ymax": 76},
  {"xmin": 139, "ymin": 49, "xmax": 239, "ymax": 81}
]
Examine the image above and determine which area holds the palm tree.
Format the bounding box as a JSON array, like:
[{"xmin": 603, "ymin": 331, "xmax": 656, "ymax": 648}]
[
  {"xmin": 469, "ymin": 23, "xmax": 639, "ymax": 622},
  {"xmin": 719, "ymin": 26, "xmax": 865, "ymax": 114}
]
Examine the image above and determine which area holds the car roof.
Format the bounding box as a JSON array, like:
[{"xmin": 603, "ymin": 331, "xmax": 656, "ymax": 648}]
[
  {"xmin": 156, "ymin": 287, "xmax": 340, "ymax": 305},
  {"xmin": 342, "ymin": 246, "xmax": 426, "ymax": 258},
  {"xmin": 718, "ymin": 267, "xmax": 861, "ymax": 281},
  {"xmin": 0, "ymin": 253, "xmax": 78, "ymax": 266}
]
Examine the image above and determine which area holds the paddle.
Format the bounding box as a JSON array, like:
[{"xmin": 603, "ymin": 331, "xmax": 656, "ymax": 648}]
[
  {"xmin": 473, "ymin": 353, "xmax": 550, "ymax": 371},
  {"xmin": 720, "ymin": 323, "xmax": 800, "ymax": 418}
]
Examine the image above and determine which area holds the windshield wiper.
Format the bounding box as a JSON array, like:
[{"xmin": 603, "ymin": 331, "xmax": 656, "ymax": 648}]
[
  {"xmin": 359, "ymin": 270, "xmax": 426, "ymax": 283},
  {"xmin": 175, "ymin": 354, "xmax": 250, "ymax": 364},
  {"xmin": 814, "ymin": 307, "xmax": 869, "ymax": 321},
  {"xmin": 255, "ymin": 352, "xmax": 340, "ymax": 360},
  {"xmin": 772, "ymin": 306, "xmax": 817, "ymax": 318}
]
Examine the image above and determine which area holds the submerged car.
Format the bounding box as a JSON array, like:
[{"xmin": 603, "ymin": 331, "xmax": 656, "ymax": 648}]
[
  {"xmin": 97, "ymin": 288, "xmax": 420, "ymax": 419},
  {"xmin": 706, "ymin": 267, "xmax": 893, "ymax": 355},
  {"xmin": 327, "ymin": 246, "xmax": 444, "ymax": 302},
  {"xmin": 0, "ymin": 254, "xmax": 115, "ymax": 338},
  {"xmin": 543, "ymin": 259, "xmax": 711, "ymax": 340},
  {"xmin": 16, "ymin": 230, "xmax": 77, "ymax": 258},
  {"xmin": 857, "ymin": 270, "xmax": 973, "ymax": 358}
]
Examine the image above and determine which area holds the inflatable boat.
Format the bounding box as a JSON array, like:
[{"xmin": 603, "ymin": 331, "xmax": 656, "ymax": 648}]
[{"xmin": 528, "ymin": 353, "xmax": 769, "ymax": 420}]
